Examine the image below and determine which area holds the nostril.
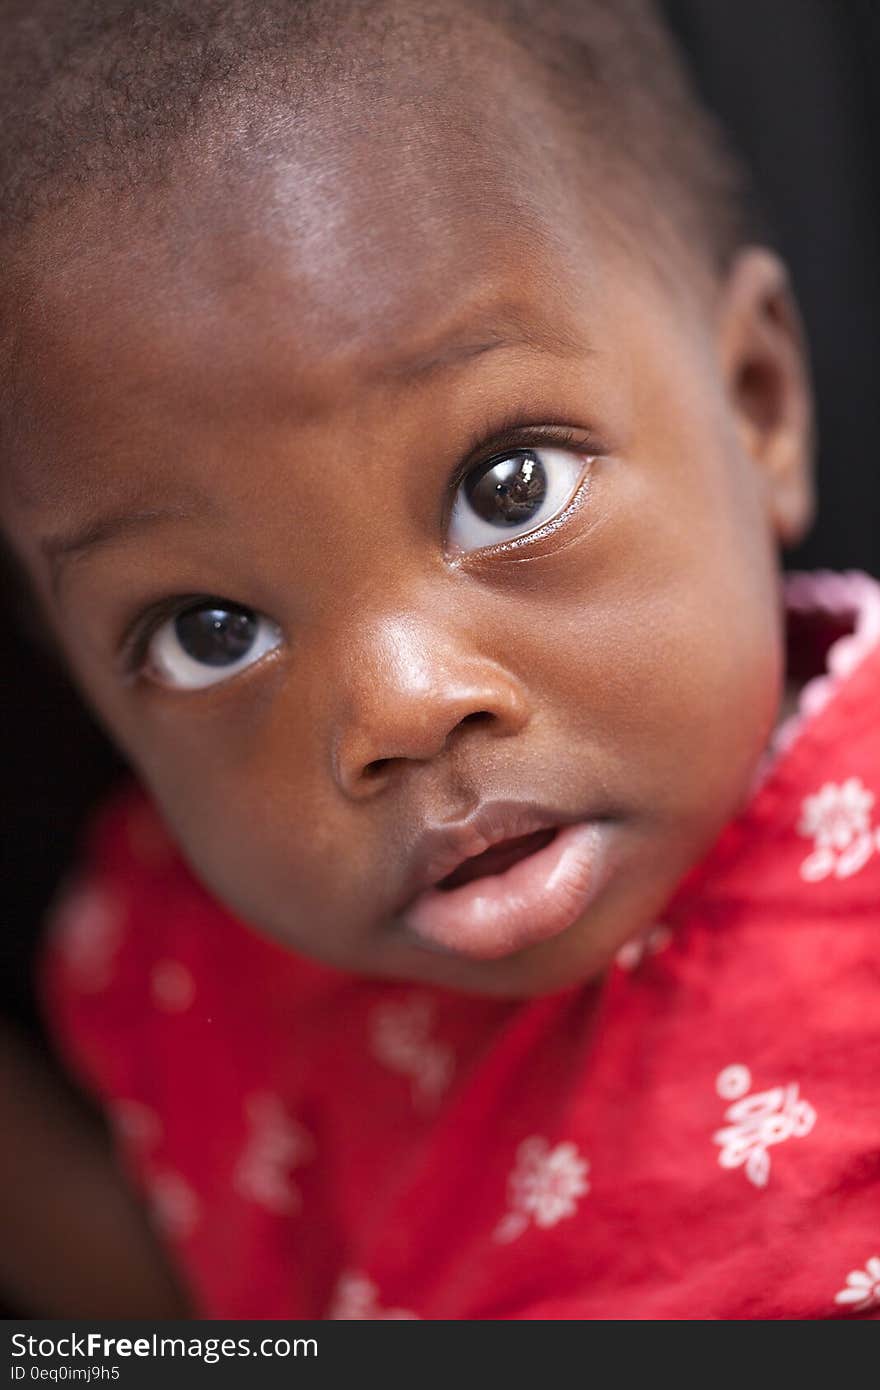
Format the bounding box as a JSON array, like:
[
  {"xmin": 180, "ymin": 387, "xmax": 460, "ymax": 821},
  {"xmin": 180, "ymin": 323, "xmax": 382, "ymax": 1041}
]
[
  {"xmin": 356, "ymin": 713, "xmax": 497, "ymax": 785},
  {"xmin": 363, "ymin": 758, "xmax": 391, "ymax": 779}
]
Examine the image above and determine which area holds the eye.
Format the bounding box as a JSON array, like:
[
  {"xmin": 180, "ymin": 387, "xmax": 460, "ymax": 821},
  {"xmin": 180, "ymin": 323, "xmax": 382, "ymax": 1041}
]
[
  {"xmin": 144, "ymin": 601, "xmax": 283, "ymax": 690},
  {"xmin": 448, "ymin": 447, "xmax": 590, "ymax": 554}
]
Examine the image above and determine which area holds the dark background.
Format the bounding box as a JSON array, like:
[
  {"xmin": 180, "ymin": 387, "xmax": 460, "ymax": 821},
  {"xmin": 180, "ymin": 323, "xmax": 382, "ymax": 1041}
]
[{"xmin": 2, "ymin": 0, "xmax": 879, "ymax": 1047}]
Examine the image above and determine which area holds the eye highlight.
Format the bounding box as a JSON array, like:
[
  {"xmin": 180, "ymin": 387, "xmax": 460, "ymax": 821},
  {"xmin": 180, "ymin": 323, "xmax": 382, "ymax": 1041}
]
[
  {"xmin": 143, "ymin": 601, "xmax": 282, "ymax": 690},
  {"xmin": 448, "ymin": 446, "xmax": 591, "ymax": 554}
]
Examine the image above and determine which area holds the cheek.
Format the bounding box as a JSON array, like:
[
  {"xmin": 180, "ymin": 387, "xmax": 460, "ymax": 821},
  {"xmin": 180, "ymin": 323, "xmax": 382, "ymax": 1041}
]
[
  {"xmin": 99, "ymin": 676, "xmax": 387, "ymax": 965},
  {"xmin": 527, "ymin": 581, "xmax": 780, "ymax": 834},
  {"xmin": 117, "ymin": 707, "xmax": 342, "ymax": 923},
  {"xmin": 500, "ymin": 435, "xmax": 785, "ymax": 826},
  {"xmin": 53, "ymin": 639, "xmax": 332, "ymax": 934}
]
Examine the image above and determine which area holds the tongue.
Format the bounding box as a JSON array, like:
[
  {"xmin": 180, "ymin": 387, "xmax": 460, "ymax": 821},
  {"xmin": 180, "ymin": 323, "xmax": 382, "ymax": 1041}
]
[{"xmin": 438, "ymin": 828, "xmax": 558, "ymax": 890}]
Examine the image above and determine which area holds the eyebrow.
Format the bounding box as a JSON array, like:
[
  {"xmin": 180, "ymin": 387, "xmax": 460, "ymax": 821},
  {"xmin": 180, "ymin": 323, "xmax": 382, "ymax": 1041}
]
[
  {"xmin": 385, "ymin": 334, "xmax": 523, "ymax": 380},
  {"xmin": 374, "ymin": 313, "xmax": 585, "ymax": 382},
  {"xmin": 40, "ymin": 503, "xmax": 206, "ymax": 598}
]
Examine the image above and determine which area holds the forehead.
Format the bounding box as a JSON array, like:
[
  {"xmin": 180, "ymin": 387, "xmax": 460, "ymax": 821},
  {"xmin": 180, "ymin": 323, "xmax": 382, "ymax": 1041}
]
[{"xmin": 3, "ymin": 59, "xmax": 620, "ymax": 514}]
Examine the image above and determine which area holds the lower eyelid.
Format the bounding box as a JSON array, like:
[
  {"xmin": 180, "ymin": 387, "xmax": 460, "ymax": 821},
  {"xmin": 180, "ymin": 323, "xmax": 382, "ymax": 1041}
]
[{"xmin": 140, "ymin": 640, "xmax": 285, "ymax": 695}]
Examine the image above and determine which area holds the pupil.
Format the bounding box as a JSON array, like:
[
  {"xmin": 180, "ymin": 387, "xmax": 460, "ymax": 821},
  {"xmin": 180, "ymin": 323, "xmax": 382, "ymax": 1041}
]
[
  {"xmin": 465, "ymin": 451, "xmax": 547, "ymax": 526},
  {"xmin": 174, "ymin": 606, "xmax": 257, "ymax": 666}
]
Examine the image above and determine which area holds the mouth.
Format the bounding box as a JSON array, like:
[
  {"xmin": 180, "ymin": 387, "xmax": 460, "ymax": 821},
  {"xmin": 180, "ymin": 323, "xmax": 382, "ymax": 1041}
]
[
  {"xmin": 435, "ymin": 827, "xmax": 559, "ymax": 889},
  {"xmin": 395, "ymin": 803, "xmax": 610, "ymax": 962}
]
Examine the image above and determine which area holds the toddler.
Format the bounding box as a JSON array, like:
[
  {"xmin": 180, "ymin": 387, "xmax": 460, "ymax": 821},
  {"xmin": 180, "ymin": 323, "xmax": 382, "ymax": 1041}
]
[{"xmin": 2, "ymin": 0, "xmax": 878, "ymax": 1319}]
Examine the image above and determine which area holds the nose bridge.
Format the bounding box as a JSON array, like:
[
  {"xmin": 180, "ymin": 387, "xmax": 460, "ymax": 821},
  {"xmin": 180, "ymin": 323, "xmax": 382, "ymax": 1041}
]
[{"xmin": 330, "ymin": 595, "xmax": 529, "ymax": 795}]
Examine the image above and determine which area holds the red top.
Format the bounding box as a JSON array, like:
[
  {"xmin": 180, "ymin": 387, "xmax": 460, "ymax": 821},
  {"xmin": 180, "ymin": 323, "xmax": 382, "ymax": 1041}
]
[{"xmin": 40, "ymin": 574, "xmax": 880, "ymax": 1320}]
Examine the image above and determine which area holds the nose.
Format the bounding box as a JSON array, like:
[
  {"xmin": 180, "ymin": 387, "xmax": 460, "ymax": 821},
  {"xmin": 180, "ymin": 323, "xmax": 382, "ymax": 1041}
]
[{"xmin": 330, "ymin": 613, "xmax": 530, "ymax": 799}]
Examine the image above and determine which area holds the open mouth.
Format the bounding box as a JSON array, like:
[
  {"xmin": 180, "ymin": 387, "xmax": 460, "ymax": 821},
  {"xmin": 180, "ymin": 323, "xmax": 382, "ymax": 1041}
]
[
  {"xmin": 399, "ymin": 820, "xmax": 606, "ymax": 961},
  {"xmin": 436, "ymin": 828, "xmax": 559, "ymax": 890}
]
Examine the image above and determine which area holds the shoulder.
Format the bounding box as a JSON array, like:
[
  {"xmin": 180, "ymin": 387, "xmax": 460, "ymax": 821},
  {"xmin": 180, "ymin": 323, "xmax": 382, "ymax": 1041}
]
[
  {"xmin": 37, "ymin": 782, "xmax": 229, "ymax": 1103},
  {"xmin": 41, "ymin": 783, "xmax": 185, "ymax": 998},
  {"xmin": 37, "ymin": 782, "xmax": 343, "ymax": 1106}
]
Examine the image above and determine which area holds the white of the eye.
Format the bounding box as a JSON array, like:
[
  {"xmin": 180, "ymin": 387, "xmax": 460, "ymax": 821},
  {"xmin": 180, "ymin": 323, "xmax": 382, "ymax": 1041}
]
[
  {"xmin": 146, "ymin": 612, "xmax": 283, "ymax": 690},
  {"xmin": 448, "ymin": 447, "xmax": 589, "ymax": 555}
]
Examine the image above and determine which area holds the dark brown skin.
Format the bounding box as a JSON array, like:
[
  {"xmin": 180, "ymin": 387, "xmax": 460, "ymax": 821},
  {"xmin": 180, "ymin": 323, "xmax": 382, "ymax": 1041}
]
[{"xmin": 1, "ymin": 71, "xmax": 813, "ymax": 1001}]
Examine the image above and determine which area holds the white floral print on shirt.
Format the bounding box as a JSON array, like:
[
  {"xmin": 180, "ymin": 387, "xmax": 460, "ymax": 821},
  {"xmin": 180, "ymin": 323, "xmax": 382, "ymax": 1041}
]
[
  {"xmin": 49, "ymin": 882, "xmax": 125, "ymax": 992},
  {"xmin": 834, "ymin": 1257, "xmax": 880, "ymax": 1313},
  {"xmin": 493, "ymin": 1136, "xmax": 590, "ymax": 1243},
  {"xmin": 108, "ymin": 1099, "xmax": 163, "ymax": 1152},
  {"xmin": 798, "ymin": 777, "xmax": 879, "ymax": 881},
  {"xmin": 615, "ymin": 923, "xmax": 672, "ymax": 971},
  {"xmin": 232, "ymin": 1092, "xmax": 315, "ymax": 1215},
  {"xmin": 713, "ymin": 1065, "xmax": 816, "ymax": 1188},
  {"xmin": 369, "ymin": 995, "xmax": 454, "ymax": 1110},
  {"xmin": 326, "ymin": 1271, "xmax": 419, "ymax": 1320},
  {"xmin": 147, "ymin": 1170, "xmax": 200, "ymax": 1238},
  {"xmin": 150, "ymin": 959, "xmax": 196, "ymax": 1012}
]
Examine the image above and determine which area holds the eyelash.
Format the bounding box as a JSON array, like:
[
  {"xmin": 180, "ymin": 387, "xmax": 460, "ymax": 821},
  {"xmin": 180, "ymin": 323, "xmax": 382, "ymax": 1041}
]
[{"xmin": 118, "ymin": 419, "xmax": 600, "ymax": 679}]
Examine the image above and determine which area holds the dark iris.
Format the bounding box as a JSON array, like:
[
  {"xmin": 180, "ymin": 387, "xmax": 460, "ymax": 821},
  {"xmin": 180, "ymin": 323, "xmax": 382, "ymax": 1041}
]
[
  {"xmin": 174, "ymin": 605, "xmax": 257, "ymax": 666},
  {"xmin": 464, "ymin": 450, "xmax": 547, "ymax": 527}
]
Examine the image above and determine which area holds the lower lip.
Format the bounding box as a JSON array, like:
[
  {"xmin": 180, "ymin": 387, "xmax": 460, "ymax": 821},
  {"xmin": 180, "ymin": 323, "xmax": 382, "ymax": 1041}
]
[{"xmin": 399, "ymin": 822, "xmax": 606, "ymax": 961}]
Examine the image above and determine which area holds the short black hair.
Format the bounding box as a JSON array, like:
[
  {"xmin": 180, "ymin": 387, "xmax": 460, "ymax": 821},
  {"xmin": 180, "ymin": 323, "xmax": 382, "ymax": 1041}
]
[{"xmin": 0, "ymin": 0, "xmax": 757, "ymax": 273}]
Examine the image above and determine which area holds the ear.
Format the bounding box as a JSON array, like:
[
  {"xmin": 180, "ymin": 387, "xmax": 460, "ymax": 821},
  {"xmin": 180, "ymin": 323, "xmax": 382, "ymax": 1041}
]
[{"xmin": 716, "ymin": 247, "xmax": 815, "ymax": 546}]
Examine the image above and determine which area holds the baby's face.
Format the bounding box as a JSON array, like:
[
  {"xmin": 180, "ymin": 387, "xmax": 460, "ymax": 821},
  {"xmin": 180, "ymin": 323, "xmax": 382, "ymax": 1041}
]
[{"xmin": 1, "ymin": 90, "xmax": 811, "ymax": 997}]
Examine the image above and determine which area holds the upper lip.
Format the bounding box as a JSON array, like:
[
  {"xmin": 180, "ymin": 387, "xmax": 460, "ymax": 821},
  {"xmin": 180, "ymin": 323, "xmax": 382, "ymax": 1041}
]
[{"xmin": 394, "ymin": 799, "xmax": 584, "ymax": 913}]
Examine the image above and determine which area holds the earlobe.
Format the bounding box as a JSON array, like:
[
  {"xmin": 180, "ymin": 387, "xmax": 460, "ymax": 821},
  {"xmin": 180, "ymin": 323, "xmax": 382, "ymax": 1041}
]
[{"xmin": 717, "ymin": 247, "xmax": 815, "ymax": 546}]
